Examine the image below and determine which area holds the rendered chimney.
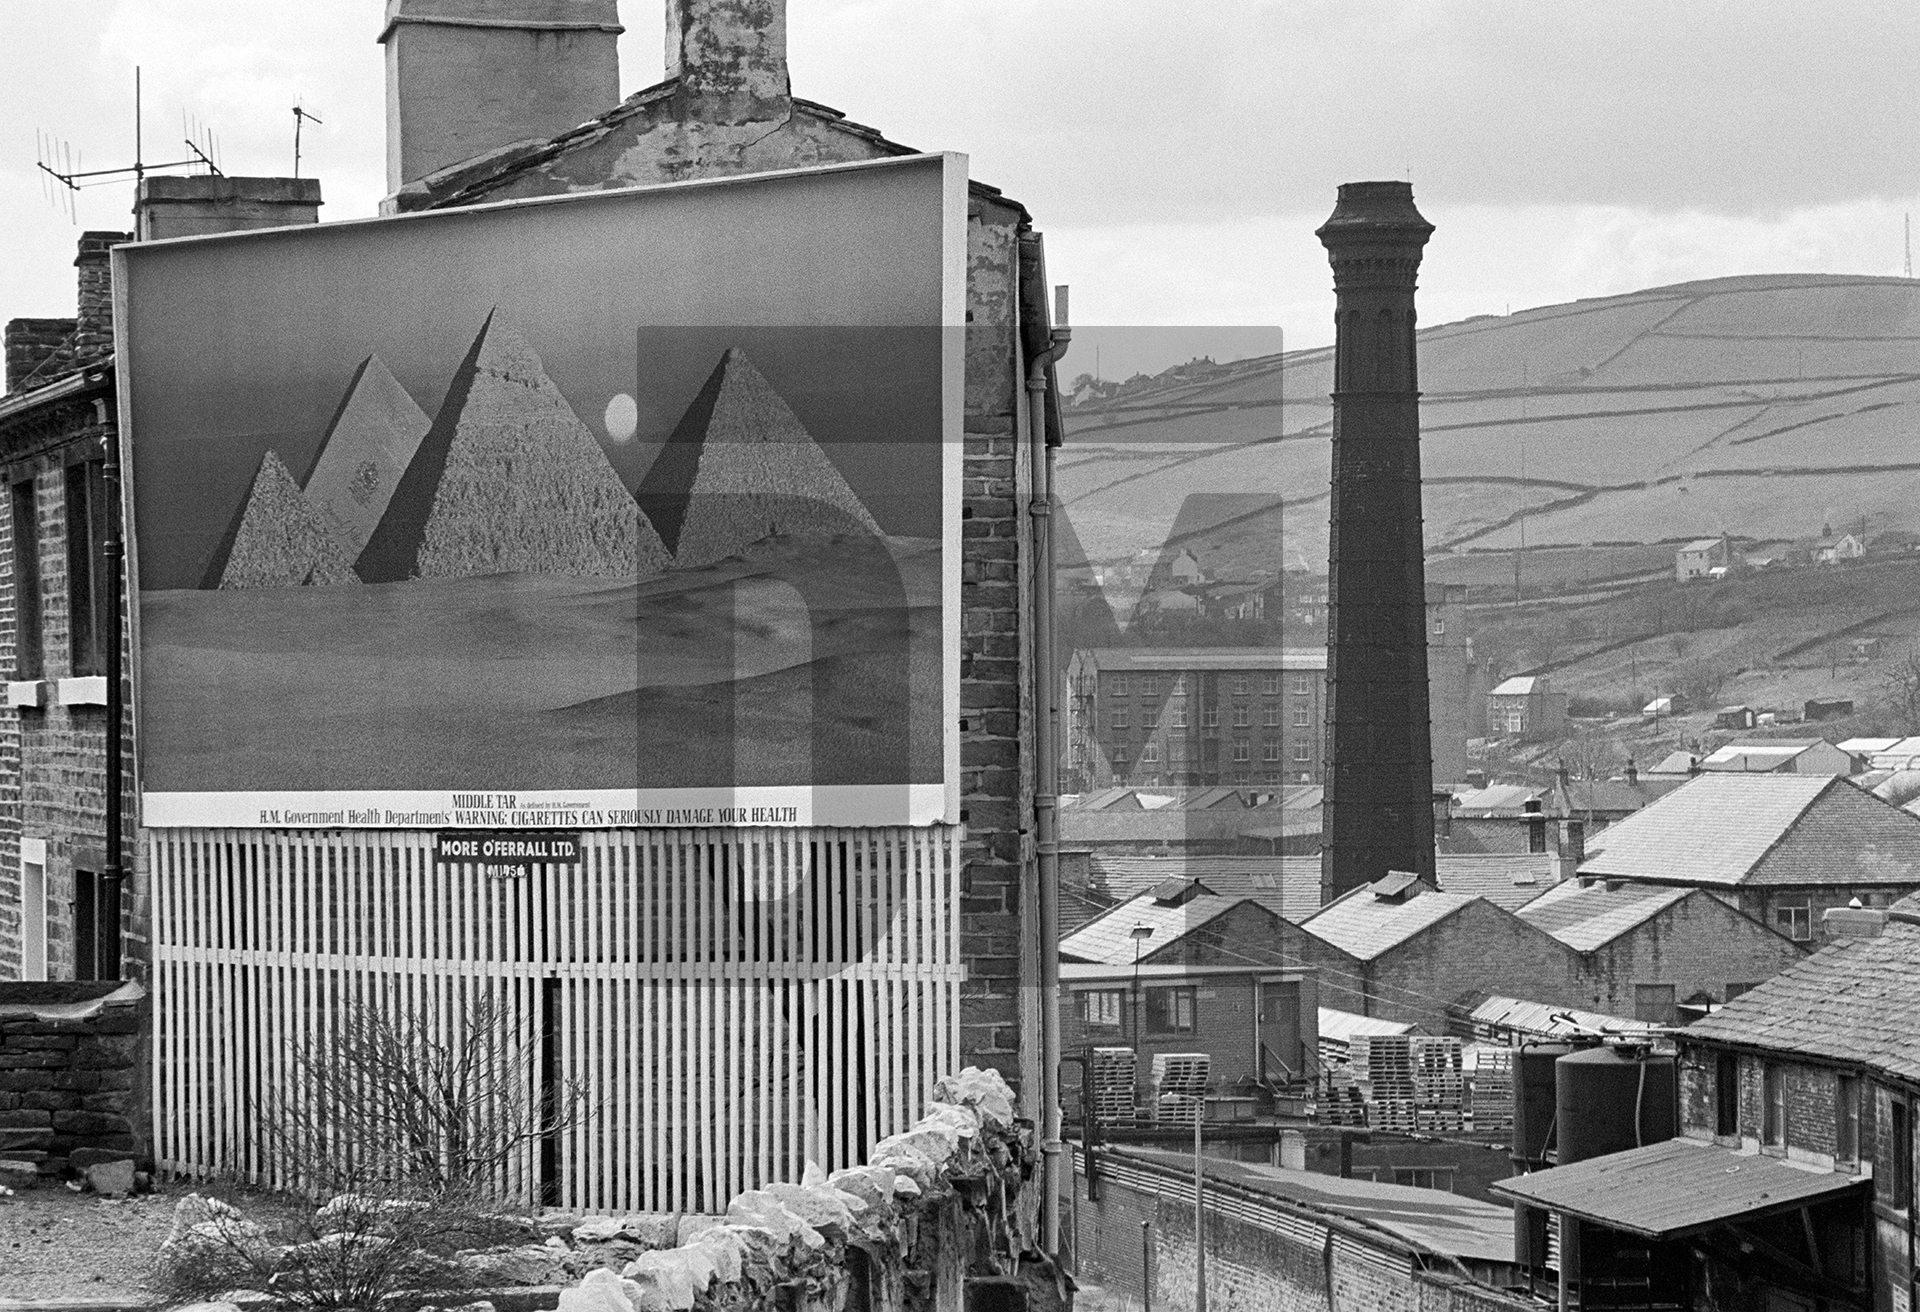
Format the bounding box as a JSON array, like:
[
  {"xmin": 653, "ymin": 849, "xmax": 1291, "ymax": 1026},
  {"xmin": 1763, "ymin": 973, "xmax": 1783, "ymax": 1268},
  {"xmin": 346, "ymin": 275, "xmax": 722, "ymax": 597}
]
[
  {"xmin": 134, "ymin": 177, "xmax": 322, "ymax": 243},
  {"xmin": 380, "ymin": 0, "xmax": 623, "ymax": 193},
  {"xmin": 666, "ymin": 0, "xmax": 791, "ymax": 124},
  {"xmin": 1317, "ymin": 181, "xmax": 1437, "ymax": 904}
]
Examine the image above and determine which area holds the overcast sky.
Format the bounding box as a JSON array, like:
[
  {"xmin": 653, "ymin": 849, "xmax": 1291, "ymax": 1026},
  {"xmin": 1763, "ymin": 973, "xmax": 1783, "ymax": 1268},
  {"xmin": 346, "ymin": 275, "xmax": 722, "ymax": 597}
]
[{"xmin": 4, "ymin": 1, "xmax": 1917, "ymax": 375}]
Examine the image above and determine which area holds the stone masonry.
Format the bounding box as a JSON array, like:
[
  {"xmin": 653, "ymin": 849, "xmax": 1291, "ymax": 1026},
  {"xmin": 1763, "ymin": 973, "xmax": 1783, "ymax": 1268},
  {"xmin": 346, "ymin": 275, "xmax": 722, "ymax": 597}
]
[{"xmin": 0, "ymin": 980, "xmax": 148, "ymax": 1176}]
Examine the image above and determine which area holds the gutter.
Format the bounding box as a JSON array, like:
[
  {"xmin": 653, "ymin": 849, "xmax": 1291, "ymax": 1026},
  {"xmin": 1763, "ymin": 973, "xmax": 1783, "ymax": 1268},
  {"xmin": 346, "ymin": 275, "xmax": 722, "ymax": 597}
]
[
  {"xmin": 1020, "ymin": 231, "xmax": 1070, "ymax": 1259},
  {"xmin": 0, "ymin": 362, "xmax": 112, "ymax": 430}
]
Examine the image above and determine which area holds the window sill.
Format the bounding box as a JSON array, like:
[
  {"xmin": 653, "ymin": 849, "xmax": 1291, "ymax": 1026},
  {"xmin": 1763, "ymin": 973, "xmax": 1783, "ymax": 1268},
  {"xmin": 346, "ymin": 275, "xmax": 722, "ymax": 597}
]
[{"xmin": 6, "ymin": 679, "xmax": 47, "ymax": 709}]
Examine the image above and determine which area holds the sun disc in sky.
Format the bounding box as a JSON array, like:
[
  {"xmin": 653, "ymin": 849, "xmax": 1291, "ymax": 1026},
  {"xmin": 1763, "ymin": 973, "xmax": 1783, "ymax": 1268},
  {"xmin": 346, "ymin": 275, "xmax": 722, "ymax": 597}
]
[{"xmin": 604, "ymin": 393, "xmax": 639, "ymax": 443}]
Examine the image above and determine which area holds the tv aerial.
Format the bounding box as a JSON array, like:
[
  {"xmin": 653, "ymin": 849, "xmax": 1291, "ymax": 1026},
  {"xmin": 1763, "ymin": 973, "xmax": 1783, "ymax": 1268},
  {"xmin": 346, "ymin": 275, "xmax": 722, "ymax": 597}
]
[
  {"xmin": 36, "ymin": 67, "xmax": 221, "ymax": 224},
  {"xmin": 293, "ymin": 99, "xmax": 324, "ymax": 178}
]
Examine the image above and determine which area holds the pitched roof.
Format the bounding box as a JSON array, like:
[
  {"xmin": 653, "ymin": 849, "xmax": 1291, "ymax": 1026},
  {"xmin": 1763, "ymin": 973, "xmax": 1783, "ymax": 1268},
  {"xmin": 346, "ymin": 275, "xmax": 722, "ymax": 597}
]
[
  {"xmin": 1489, "ymin": 676, "xmax": 1539, "ymax": 696},
  {"xmin": 1058, "ymin": 890, "xmax": 1245, "ymax": 966},
  {"xmin": 1086, "ymin": 854, "xmax": 1323, "ymax": 922},
  {"xmin": 1317, "ymin": 1007, "xmax": 1419, "ymax": 1046},
  {"xmin": 1298, "ymin": 880, "xmax": 1480, "ymax": 961},
  {"xmin": 1684, "ymin": 922, "xmax": 1920, "ymax": 1081},
  {"xmin": 1679, "ymin": 538, "xmax": 1722, "ymax": 553},
  {"xmin": 1431, "ymin": 853, "xmax": 1559, "ymax": 911},
  {"xmin": 1697, "ymin": 738, "xmax": 1829, "ymax": 771},
  {"xmin": 1577, "ymin": 773, "xmax": 1920, "ymax": 888},
  {"xmin": 1450, "ymin": 783, "xmax": 1542, "ymax": 814},
  {"xmin": 1553, "ymin": 776, "xmax": 1688, "ymax": 815},
  {"xmin": 1645, "ymin": 750, "xmax": 1699, "ymax": 775},
  {"xmin": 1451, "ymin": 992, "xmax": 1651, "ymax": 1042},
  {"xmin": 1515, "ymin": 879, "xmax": 1695, "ymax": 951}
]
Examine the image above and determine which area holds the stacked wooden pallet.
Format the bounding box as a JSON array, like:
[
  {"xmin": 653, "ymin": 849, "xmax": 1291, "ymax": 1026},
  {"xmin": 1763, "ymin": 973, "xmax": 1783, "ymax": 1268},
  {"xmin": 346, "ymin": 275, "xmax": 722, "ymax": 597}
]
[
  {"xmin": 1351, "ymin": 1036, "xmax": 1469, "ymax": 1132},
  {"xmin": 1463, "ymin": 1044, "xmax": 1514, "ymax": 1131},
  {"xmin": 1089, "ymin": 1047, "xmax": 1138, "ymax": 1125},
  {"xmin": 1151, "ymin": 1052, "xmax": 1210, "ymax": 1126}
]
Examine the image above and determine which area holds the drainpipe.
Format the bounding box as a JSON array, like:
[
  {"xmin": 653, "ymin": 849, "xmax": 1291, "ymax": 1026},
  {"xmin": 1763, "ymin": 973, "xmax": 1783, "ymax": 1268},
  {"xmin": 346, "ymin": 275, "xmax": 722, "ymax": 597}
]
[
  {"xmin": 1029, "ymin": 275, "xmax": 1070, "ymax": 1257},
  {"xmin": 97, "ymin": 387, "xmax": 126, "ymax": 978}
]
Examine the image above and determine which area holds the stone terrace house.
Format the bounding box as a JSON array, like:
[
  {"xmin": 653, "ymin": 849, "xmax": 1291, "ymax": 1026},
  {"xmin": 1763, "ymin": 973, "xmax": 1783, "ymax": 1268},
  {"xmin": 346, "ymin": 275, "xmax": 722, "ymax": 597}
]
[
  {"xmin": 1496, "ymin": 903, "xmax": 1920, "ymax": 1311},
  {"xmin": 1577, "ymin": 772, "xmax": 1920, "ymax": 946},
  {"xmin": 1514, "ymin": 877, "xmax": 1805, "ymax": 1022},
  {"xmin": 1297, "ymin": 872, "xmax": 1585, "ymax": 1030}
]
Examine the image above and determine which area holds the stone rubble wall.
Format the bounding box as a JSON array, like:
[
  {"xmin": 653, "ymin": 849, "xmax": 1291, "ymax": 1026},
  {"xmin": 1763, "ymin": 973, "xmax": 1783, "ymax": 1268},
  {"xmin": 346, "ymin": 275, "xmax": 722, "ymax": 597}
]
[{"xmin": 0, "ymin": 980, "xmax": 147, "ymax": 1178}]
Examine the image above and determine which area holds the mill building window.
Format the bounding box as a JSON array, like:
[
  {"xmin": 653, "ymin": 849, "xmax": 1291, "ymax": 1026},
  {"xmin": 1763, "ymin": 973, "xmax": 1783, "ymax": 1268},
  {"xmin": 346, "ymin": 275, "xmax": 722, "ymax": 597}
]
[
  {"xmin": 65, "ymin": 461, "xmax": 111, "ymax": 678},
  {"xmin": 11, "ymin": 479, "xmax": 43, "ymax": 680},
  {"xmin": 1145, "ymin": 987, "xmax": 1196, "ymax": 1035}
]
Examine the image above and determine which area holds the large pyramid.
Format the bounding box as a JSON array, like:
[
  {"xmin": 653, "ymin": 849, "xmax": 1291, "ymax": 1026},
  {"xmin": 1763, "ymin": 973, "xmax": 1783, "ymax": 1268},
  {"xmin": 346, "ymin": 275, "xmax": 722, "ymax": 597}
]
[
  {"xmin": 301, "ymin": 353, "xmax": 432, "ymax": 559},
  {"xmin": 636, "ymin": 348, "xmax": 883, "ymax": 571},
  {"xmin": 206, "ymin": 450, "xmax": 361, "ymax": 589},
  {"xmin": 357, "ymin": 310, "xmax": 669, "ymax": 583}
]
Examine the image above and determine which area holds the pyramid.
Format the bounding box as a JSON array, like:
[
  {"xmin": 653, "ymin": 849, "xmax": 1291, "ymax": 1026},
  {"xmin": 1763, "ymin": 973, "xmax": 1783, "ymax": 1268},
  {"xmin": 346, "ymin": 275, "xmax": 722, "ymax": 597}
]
[
  {"xmin": 301, "ymin": 353, "xmax": 432, "ymax": 559},
  {"xmin": 206, "ymin": 450, "xmax": 361, "ymax": 589},
  {"xmin": 635, "ymin": 348, "xmax": 883, "ymax": 571},
  {"xmin": 356, "ymin": 310, "xmax": 669, "ymax": 583}
]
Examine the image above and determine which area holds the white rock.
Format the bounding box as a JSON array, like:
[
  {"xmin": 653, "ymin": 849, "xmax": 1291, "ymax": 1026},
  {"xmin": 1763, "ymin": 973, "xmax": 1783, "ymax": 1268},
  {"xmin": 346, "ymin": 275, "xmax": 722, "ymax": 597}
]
[{"xmin": 557, "ymin": 1268, "xmax": 640, "ymax": 1312}]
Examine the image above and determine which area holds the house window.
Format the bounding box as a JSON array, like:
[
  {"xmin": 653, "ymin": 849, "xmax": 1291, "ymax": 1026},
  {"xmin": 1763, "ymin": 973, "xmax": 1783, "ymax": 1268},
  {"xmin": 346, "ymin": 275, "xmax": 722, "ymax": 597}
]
[
  {"xmin": 1891, "ymin": 1099, "xmax": 1913, "ymax": 1207},
  {"xmin": 1290, "ymin": 674, "xmax": 1311, "ymax": 696},
  {"xmin": 1110, "ymin": 677, "xmax": 1128, "ymax": 697},
  {"xmin": 1170, "ymin": 675, "xmax": 1188, "ymax": 695},
  {"xmin": 1836, "ymin": 1075, "xmax": 1859, "ymax": 1164},
  {"xmin": 1078, "ymin": 990, "xmax": 1124, "ymax": 1034},
  {"xmin": 1141, "ymin": 676, "xmax": 1159, "ymax": 697},
  {"xmin": 1232, "ymin": 742, "xmax": 1250, "ymax": 762},
  {"xmin": 1634, "ymin": 984, "xmax": 1676, "ymax": 1025},
  {"xmin": 1292, "ymin": 742, "xmax": 1311, "ymax": 762},
  {"xmin": 1264, "ymin": 773, "xmax": 1283, "ymax": 784},
  {"xmin": 1392, "ymin": 1167, "xmax": 1454, "ymax": 1191},
  {"xmin": 1145, "ymin": 987, "xmax": 1196, "ymax": 1035},
  {"xmin": 1505, "ymin": 709, "xmax": 1525, "ymax": 734},
  {"xmin": 72, "ymin": 867, "xmax": 120, "ymax": 982},
  {"xmin": 1263, "ymin": 742, "xmax": 1281, "ymax": 762},
  {"xmin": 18, "ymin": 838, "xmax": 46, "ymax": 982},
  {"xmin": 1233, "ymin": 676, "xmax": 1248, "ymax": 695},
  {"xmin": 1714, "ymin": 1053, "xmax": 1738, "ymax": 1137},
  {"xmin": 11, "ymin": 479, "xmax": 43, "ymax": 680},
  {"xmin": 64, "ymin": 461, "xmax": 110, "ymax": 678},
  {"xmin": 1112, "ymin": 745, "xmax": 1129, "ymax": 766},
  {"xmin": 1264, "ymin": 705, "xmax": 1280, "ymax": 727},
  {"xmin": 1141, "ymin": 709, "xmax": 1159, "ymax": 729},
  {"xmin": 1170, "ymin": 705, "xmax": 1187, "ymax": 729},
  {"xmin": 1201, "ymin": 707, "xmax": 1219, "ymax": 728},
  {"xmin": 1110, "ymin": 709, "xmax": 1129, "ymax": 729},
  {"xmin": 1292, "ymin": 706, "xmax": 1310, "ymax": 728},
  {"xmin": 1775, "ymin": 900, "xmax": 1812, "ymax": 942},
  {"xmin": 1762, "ymin": 1064, "xmax": 1786, "ymax": 1148},
  {"xmin": 1141, "ymin": 743, "xmax": 1160, "ymax": 764},
  {"xmin": 1232, "ymin": 705, "xmax": 1250, "ymax": 727},
  {"xmin": 1169, "ymin": 741, "xmax": 1189, "ymax": 764},
  {"xmin": 1262, "ymin": 674, "xmax": 1280, "ymax": 695}
]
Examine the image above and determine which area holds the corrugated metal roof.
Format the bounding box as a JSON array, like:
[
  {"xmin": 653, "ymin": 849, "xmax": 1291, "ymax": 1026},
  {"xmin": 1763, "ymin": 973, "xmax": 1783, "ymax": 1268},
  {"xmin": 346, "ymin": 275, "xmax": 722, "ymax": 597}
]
[
  {"xmin": 1698, "ymin": 739, "xmax": 1825, "ymax": 771},
  {"xmin": 1451, "ymin": 783, "xmax": 1542, "ymax": 814},
  {"xmin": 1686, "ymin": 921, "xmax": 1920, "ymax": 1080},
  {"xmin": 1318, "ymin": 1007, "xmax": 1417, "ymax": 1044},
  {"xmin": 1516, "ymin": 880, "xmax": 1693, "ymax": 951},
  {"xmin": 1491, "ymin": 1137, "xmax": 1866, "ymax": 1239},
  {"xmin": 1121, "ymin": 1146, "xmax": 1517, "ymax": 1264},
  {"xmin": 1298, "ymin": 881, "xmax": 1478, "ymax": 961},
  {"xmin": 1452, "ymin": 992, "xmax": 1650, "ymax": 1041},
  {"xmin": 1058, "ymin": 890, "xmax": 1244, "ymax": 966}
]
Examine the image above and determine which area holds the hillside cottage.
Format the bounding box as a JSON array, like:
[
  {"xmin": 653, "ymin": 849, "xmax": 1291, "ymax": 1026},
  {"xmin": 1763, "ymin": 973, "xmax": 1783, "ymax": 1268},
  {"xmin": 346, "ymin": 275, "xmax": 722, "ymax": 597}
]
[
  {"xmin": 1674, "ymin": 536, "xmax": 1730, "ymax": 581},
  {"xmin": 1486, "ymin": 674, "xmax": 1568, "ymax": 740}
]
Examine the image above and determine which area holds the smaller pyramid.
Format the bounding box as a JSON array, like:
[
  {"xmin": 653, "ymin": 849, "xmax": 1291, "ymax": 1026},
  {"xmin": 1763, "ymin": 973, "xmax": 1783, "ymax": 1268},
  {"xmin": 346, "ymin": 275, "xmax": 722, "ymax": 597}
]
[
  {"xmin": 636, "ymin": 348, "xmax": 884, "ymax": 571},
  {"xmin": 207, "ymin": 450, "xmax": 361, "ymax": 589},
  {"xmin": 357, "ymin": 310, "xmax": 670, "ymax": 583},
  {"xmin": 302, "ymin": 353, "xmax": 432, "ymax": 559}
]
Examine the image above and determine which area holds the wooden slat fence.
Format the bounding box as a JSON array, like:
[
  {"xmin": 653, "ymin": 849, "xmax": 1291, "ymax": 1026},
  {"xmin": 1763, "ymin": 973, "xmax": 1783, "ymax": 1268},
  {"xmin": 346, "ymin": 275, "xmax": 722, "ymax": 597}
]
[{"xmin": 150, "ymin": 826, "xmax": 963, "ymax": 1213}]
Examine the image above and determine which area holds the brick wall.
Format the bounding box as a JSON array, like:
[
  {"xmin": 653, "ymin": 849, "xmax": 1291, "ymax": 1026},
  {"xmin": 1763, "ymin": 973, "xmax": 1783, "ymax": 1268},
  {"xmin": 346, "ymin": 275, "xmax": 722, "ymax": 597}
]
[
  {"xmin": 1360, "ymin": 903, "xmax": 1584, "ymax": 1030},
  {"xmin": 0, "ymin": 980, "xmax": 147, "ymax": 1176},
  {"xmin": 4, "ymin": 319, "xmax": 77, "ymax": 395},
  {"xmin": 72, "ymin": 233, "xmax": 126, "ymax": 363}
]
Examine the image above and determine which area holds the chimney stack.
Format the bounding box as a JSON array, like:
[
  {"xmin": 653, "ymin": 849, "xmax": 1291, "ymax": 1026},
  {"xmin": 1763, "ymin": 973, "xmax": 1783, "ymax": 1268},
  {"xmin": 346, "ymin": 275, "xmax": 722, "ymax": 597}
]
[
  {"xmin": 666, "ymin": 0, "xmax": 791, "ymax": 124},
  {"xmin": 380, "ymin": 0, "xmax": 623, "ymax": 194},
  {"xmin": 134, "ymin": 177, "xmax": 321, "ymax": 243},
  {"xmin": 1317, "ymin": 181, "xmax": 1437, "ymax": 904}
]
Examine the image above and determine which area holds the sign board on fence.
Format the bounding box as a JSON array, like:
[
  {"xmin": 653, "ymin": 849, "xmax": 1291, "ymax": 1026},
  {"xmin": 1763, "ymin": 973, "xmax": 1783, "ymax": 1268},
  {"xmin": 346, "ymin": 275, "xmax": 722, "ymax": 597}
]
[
  {"xmin": 116, "ymin": 155, "xmax": 965, "ymax": 830},
  {"xmin": 434, "ymin": 831, "xmax": 582, "ymax": 875}
]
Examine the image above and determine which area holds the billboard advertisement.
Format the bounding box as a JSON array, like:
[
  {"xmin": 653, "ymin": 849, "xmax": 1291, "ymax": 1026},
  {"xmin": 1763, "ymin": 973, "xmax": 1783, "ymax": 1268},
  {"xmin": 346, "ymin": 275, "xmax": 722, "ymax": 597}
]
[{"xmin": 116, "ymin": 154, "xmax": 965, "ymax": 829}]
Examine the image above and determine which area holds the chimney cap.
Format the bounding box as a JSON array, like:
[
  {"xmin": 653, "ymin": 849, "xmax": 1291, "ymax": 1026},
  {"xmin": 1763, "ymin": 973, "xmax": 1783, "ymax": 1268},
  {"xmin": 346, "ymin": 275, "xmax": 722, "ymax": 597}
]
[
  {"xmin": 379, "ymin": 0, "xmax": 623, "ymax": 44},
  {"xmin": 1316, "ymin": 180, "xmax": 1434, "ymax": 245}
]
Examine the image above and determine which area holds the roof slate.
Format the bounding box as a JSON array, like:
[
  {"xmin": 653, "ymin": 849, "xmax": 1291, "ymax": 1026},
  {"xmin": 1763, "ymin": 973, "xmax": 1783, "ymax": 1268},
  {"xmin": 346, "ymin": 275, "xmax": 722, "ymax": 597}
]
[
  {"xmin": 1431, "ymin": 854, "xmax": 1559, "ymax": 911},
  {"xmin": 1088, "ymin": 854, "xmax": 1323, "ymax": 922},
  {"xmin": 1515, "ymin": 880, "xmax": 1693, "ymax": 951},
  {"xmin": 1685, "ymin": 921, "xmax": 1920, "ymax": 1080},
  {"xmin": 1058, "ymin": 891, "xmax": 1244, "ymax": 966},
  {"xmin": 1577, "ymin": 773, "xmax": 1920, "ymax": 888},
  {"xmin": 1298, "ymin": 883, "xmax": 1479, "ymax": 961}
]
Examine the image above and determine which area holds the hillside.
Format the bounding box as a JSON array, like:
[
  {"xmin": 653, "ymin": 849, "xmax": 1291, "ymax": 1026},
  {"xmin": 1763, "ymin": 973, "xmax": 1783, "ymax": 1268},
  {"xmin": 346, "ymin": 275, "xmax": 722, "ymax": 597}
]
[{"xmin": 1059, "ymin": 274, "xmax": 1920, "ymax": 599}]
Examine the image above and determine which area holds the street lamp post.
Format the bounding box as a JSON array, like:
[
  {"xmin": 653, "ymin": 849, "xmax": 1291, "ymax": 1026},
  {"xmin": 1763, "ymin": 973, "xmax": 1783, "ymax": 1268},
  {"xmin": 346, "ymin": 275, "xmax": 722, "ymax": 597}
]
[{"xmin": 1129, "ymin": 924, "xmax": 1154, "ymax": 1045}]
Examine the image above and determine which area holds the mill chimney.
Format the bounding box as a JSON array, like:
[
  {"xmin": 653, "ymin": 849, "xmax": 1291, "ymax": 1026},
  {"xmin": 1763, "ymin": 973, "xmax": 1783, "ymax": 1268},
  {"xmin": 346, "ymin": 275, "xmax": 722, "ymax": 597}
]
[
  {"xmin": 1317, "ymin": 181, "xmax": 1437, "ymax": 904},
  {"xmin": 380, "ymin": 0, "xmax": 623, "ymax": 193}
]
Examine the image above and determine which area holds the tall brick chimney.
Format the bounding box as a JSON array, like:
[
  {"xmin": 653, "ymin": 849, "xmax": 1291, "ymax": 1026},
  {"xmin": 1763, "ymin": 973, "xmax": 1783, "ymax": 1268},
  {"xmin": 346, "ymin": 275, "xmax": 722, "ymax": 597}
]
[
  {"xmin": 380, "ymin": 0, "xmax": 623, "ymax": 193},
  {"xmin": 666, "ymin": 0, "xmax": 791, "ymax": 124},
  {"xmin": 1317, "ymin": 181, "xmax": 1437, "ymax": 904},
  {"xmin": 133, "ymin": 177, "xmax": 321, "ymax": 243}
]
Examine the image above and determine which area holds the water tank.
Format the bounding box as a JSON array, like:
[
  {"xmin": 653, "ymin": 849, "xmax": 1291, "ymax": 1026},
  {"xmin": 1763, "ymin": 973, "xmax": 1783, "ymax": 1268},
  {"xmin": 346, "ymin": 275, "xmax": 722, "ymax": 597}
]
[
  {"xmin": 1511, "ymin": 1043, "xmax": 1571, "ymax": 1167},
  {"xmin": 1555, "ymin": 1045, "xmax": 1676, "ymax": 1165}
]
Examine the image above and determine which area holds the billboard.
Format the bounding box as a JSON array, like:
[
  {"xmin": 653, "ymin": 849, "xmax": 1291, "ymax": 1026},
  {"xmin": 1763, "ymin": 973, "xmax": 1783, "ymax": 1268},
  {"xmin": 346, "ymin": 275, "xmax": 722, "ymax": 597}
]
[{"xmin": 116, "ymin": 154, "xmax": 965, "ymax": 829}]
